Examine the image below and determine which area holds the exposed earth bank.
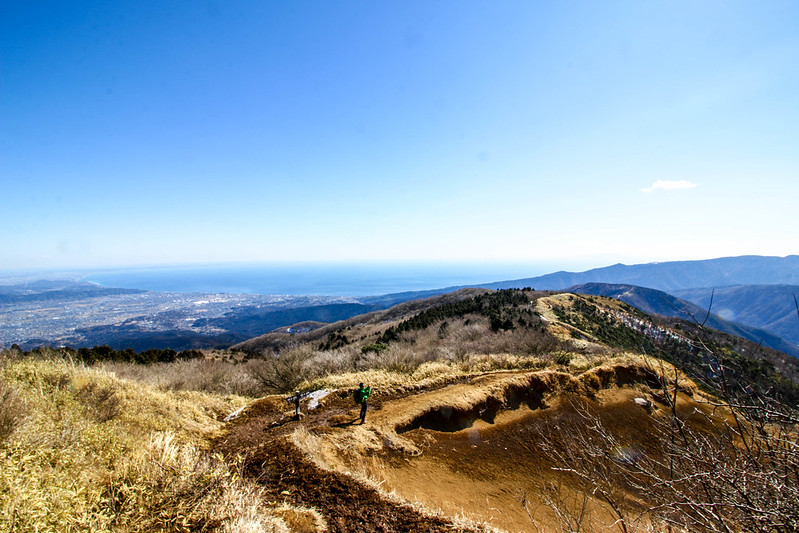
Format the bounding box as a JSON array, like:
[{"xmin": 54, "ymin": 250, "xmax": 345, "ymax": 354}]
[{"xmin": 214, "ymin": 362, "xmax": 715, "ymax": 532}]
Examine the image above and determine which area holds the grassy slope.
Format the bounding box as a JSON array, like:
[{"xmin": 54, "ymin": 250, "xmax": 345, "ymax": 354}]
[{"xmin": 0, "ymin": 355, "xmax": 290, "ymax": 533}]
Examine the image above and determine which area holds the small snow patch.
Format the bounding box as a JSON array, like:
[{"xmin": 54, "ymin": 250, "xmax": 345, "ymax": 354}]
[
  {"xmin": 633, "ymin": 397, "xmax": 651, "ymax": 409},
  {"xmin": 224, "ymin": 406, "xmax": 246, "ymax": 422},
  {"xmin": 307, "ymin": 389, "xmax": 333, "ymax": 410}
]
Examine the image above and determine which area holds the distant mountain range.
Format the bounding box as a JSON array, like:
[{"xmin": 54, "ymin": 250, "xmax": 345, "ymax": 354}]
[
  {"xmin": 0, "ymin": 280, "xmax": 145, "ymax": 304},
  {"xmin": 3, "ymin": 255, "xmax": 797, "ymax": 357},
  {"xmin": 354, "ymin": 255, "xmax": 798, "ymax": 359},
  {"xmin": 479, "ymin": 255, "xmax": 799, "ymax": 292},
  {"xmin": 672, "ymin": 285, "xmax": 799, "ymax": 347}
]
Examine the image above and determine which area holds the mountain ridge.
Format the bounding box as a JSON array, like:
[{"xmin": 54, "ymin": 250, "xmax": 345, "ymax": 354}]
[
  {"xmin": 672, "ymin": 284, "xmax": 799, "ymax": 346},
  {"xmin": 568, "ymin": 282, "xmax": 799, "ymax": 359},
  {"xmin": 480, "ymin": 254, "xmax": 799, "ymax": 292}
]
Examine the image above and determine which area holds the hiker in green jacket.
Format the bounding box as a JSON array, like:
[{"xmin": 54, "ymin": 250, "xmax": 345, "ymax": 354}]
[{"xmin": 354, "ymin": 383, "xmax": 371, "ymax": 424}]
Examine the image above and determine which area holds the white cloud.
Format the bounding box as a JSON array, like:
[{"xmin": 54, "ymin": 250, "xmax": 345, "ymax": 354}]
[{"xmin": 640, "ymin": 180, "xmax": 699, "ymax": 193}]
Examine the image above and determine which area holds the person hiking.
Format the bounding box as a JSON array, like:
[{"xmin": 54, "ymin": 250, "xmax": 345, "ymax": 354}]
[
  {"xmin": 286, "ymin": 390, "xmax": 311, "ymax": 420},
  {"xmin": 354, "ymin": 382, "xmax": 371, "ymax": 424},
  {"xmin": 292, "ymin": 391, "xmax": 302, "ymax": 419}
]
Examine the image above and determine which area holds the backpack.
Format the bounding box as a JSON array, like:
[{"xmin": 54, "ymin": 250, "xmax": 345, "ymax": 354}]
[{"xmin": 353, "ymin": 386, "xmax": 371, "ymax": 404}]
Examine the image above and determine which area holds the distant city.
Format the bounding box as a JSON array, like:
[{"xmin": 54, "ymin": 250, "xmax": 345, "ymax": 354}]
[{"xmin": 0, "ymin": 281, "xmax": 351, "ymax": 350}]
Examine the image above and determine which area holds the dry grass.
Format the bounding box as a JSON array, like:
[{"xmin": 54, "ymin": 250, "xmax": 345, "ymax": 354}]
[
  {"xmin": 298, "ymin": 348, "xmax": 636, "ymax": 399},
  {"xmin": 0, "ymin": 374, "xmax": 27, "ymax": 444},
  {"xmin": 0, "ymin": 357, "xmax": 292, "ymax": 532},
  {"xmin": 101, "ymin": 357, "xmax": 266, "ymax": 397}
]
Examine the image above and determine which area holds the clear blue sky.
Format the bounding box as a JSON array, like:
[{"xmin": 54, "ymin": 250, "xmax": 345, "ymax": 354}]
[{"xmin": 2, "ymin": 1, "xmax": 797, "ymax": 271}]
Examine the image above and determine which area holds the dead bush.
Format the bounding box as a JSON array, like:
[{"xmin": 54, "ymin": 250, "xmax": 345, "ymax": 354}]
[
  {"xmin": 247, "ymin": 345, "xmax": 315, "ymax": 393},
  {"xmin": 522, "ymin": 393, "xmax": 799, "ymax": 532},
  {"xmin": 162, "ymin": 359, "xmax": 255, "ymax": 395},
  {"xmin": 378, "ymin": 345, "xmax": 429, "ymax": 374},
  {"xmin": 353, "ymin": 344, "xmax": 429, "ymax": 374},
  {"xmin": 306, "ymin": 347, "xmax": 358, "ymax": 376}
]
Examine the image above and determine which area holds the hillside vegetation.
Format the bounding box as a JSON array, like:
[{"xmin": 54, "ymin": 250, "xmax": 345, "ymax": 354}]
[
  {"xmin": 571, "ymin": 282, "xmax": 799, "ymax": 358},
  {"xmin": 3, "ymin": 288, "xmax": 799, "ymax": 532}
]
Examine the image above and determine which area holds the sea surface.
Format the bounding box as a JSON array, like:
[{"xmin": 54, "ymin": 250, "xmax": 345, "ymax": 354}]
[{"xmin": 81, "ymin": 262, "xmax": 556, "ymax": 297}]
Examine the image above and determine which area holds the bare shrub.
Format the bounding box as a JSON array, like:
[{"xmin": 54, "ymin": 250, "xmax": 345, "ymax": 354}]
[
  {"xmin": 306, "ymin": 347, "xmax": 358, "ymax": 376},
  {"xmin": 374, "ymin": 345, "xmax": 429, "ymax": 374},
  {"xmin": 247, "ymin": 345, "xmax": 315, "ymax": 393},
  {"xmin": 168, "ymin": 359, "xmax": 232, "ymax": 391},
  {"xmin": 211, "ymin": 364, "xmax": 264, "ymax": 398},
  {"xmin": 518, "ymin": 480, "xmax": 601, "ymax": 533},
  {"xmin": 457, "ymin": 353, "xmax": 548, "ymax": 373},
  {"xmin": 161, "ymin": 359, "xmax": 262, "ymax": 396},
  {"xmin": 523, "ymin": 391, "xmax": 799, "ymax": 532},
  {"xmin": 489, "ymin": 327, "xmax": 562, "ymax": 356},
  {"xmin": 448, "ymin": 319, "xmax": 561, "ymax": 359},
  {"xmin": 452, "ymin": 321, "xmax": 491, "ymax": 344}
]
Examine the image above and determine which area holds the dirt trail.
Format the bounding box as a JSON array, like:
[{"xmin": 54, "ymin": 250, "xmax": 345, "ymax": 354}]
[{"xmin": 214, "ymin": 365, "xmax": 704, "ymax": 532}]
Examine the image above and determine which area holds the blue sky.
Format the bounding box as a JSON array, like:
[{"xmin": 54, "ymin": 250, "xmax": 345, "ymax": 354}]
[{"xmin": 2, "ymin": 1, "xmax": 797, "ymax": 272}]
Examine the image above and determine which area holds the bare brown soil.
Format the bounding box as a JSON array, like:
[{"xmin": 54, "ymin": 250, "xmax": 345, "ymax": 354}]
[
  {"xmin": 214, "ymin": 387, "xmax": 481, "ymax": 532},
  {"xmin": 213, "ymin": 364, "xmax": 716, "ymax": 532}
]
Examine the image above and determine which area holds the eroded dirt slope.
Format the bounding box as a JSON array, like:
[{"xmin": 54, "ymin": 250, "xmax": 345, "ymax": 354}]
[{"xmin": 214, "ymin": 360, "xmax": 720, "ymax": 532}]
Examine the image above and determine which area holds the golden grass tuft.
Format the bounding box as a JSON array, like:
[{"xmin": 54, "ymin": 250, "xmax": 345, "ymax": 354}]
[{"xmin": 0, "ymin": 357, "xmax": 290, "ymax": 532}]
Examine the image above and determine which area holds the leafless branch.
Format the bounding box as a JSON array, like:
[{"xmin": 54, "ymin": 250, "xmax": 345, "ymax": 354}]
[{"xmin": 701, "ymin": 288, "xmax": 715, "ymax": 327}]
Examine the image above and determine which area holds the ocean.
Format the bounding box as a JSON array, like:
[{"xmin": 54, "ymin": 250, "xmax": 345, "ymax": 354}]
[{"xmin": 81, "ymin": 262, "xmax": 555, "ymax": 297}]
